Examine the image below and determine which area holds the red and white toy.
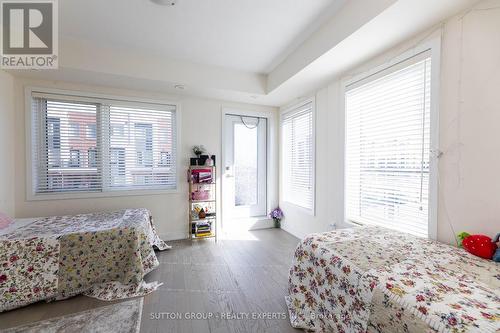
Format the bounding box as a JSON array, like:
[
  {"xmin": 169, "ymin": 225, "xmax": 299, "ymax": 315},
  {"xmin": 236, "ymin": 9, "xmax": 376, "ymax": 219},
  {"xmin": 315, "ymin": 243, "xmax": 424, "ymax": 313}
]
[{"xmin": 462, "ymin": 234, "xmax": 497, "ymax": 260}]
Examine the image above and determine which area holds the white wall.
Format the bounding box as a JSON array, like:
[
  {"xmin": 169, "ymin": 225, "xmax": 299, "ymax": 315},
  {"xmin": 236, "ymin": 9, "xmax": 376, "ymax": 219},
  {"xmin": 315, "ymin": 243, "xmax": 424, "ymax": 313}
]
[
  {"xmin": 0, "ymin": 70, "xmax": 15, "ymax": 216},
  {"xmin": 280, "ymin": 0, "xmax": 500, "ymax": 244},
  {"xmin": 12, "ymin": 78, "xmax": 277, "ymax": 240},
  {"xmin": 438, "ymin": 1, "xmax": 500, "ymax": 243},
  {"xmin": 278, "ymin": 85, "xmax": 343, "ymax": 238}
]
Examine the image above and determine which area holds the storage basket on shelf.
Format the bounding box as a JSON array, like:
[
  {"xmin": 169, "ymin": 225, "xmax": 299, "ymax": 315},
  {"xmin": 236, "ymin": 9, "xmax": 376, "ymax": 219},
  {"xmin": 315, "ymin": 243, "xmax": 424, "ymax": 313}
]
[{"xmin": 192, "ymin": 190, "xmax": 210, "ymax": 201}]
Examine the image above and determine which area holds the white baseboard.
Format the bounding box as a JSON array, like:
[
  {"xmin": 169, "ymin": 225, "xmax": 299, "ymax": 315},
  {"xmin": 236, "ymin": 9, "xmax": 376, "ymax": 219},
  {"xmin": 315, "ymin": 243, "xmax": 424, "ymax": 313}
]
[
  {"xmin": 159, "ymin": 218, "xmax": 277, "ymax": 242},
  {"xmin": 160, "ymin": 231, "xmax": 188, "ymax": 242},
  {"xmin": 281, "ymin": 224, "xmax": 307, "ymax": 239},
  {"xmin": 223, "ymin": 216, "xmax": 274, "ymax": 231}
]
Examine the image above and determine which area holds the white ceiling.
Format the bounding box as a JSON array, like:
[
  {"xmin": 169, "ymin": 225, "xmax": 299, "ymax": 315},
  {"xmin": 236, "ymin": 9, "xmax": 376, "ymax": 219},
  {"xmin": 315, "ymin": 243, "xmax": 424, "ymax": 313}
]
[
  {"xmin": 60, "ymin": 0, "xmax": 346, "ymax": 74},
  {"xmin": 11, "ymin": 0, "xmax": 479, "ymax": 107}
]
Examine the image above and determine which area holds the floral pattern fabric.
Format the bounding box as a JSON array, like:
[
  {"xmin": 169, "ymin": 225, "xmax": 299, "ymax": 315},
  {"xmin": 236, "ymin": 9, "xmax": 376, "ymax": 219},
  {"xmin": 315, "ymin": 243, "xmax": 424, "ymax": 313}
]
[
  {"xmin": 286, "ymin": 226, "xmax": 500, "ymax": 333},
  {"xmin": 0, "ymin": 238, "xmax": 60, "ymax": 311},
  {"xmin": 1, "ymin": 209, "xmax": 169, "ymax": 312}
]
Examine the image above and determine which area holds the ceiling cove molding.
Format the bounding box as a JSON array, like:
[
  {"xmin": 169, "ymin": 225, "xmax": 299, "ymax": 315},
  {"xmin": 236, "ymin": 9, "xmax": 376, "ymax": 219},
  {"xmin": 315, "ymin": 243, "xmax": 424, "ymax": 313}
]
[
  {"xmin": 264, "ymin": 0, "xmax": 479, "ymax": 106},
  {"xmin": 267, "ymin": 0, "xmax": 398, "ymax": 93},
  {"xmin": 60, "ymin": 37, "xmax": 267, "ymax": 95}
]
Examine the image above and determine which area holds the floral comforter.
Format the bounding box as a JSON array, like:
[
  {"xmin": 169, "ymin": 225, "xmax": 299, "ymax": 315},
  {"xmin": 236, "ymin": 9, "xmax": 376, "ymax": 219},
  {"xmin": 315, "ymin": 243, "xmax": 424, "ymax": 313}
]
[
  {"xmin": 286, "ymin": 226, "xmax": 500, "ymax": 333},
  {"xmin": 0, "ymin": 209, "xmax": 170, "ymax": 312}
]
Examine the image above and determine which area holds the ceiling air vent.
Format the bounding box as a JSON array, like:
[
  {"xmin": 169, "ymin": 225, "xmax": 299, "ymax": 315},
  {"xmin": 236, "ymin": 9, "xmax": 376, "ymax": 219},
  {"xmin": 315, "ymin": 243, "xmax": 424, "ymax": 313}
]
[{"xmin": 150, "ymin": 0, "xmax": 177, "ymax": 6}]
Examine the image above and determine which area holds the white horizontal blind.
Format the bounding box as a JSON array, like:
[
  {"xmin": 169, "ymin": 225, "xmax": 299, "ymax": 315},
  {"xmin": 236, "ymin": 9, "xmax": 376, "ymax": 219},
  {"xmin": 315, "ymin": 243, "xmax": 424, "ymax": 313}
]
[
  {"xmin": 282, "ymin": 101, "xmax": 314, "ymax": 210},
  {"xmin": 31, "ymin": 93, "xmax": 177, "ymax": 195},
  {"xmin": 345, "ymin": 55, "xmax": 431, "ymax": 237},
  {"xmin": 103, "ymin": 105, "xmax": 177, "ymax": 190},
  {"xmin": 32, "ymin": 98, "xmax": 101, "ymax": 193}
]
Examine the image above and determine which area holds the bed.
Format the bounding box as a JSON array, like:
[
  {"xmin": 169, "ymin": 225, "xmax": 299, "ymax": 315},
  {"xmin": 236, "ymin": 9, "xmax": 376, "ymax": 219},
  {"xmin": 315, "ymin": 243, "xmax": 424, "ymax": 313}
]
[
  {"xmin": 286, "ymin": 226, "xmax": 500, "ymax": 333},
  {"xmin": 0, "ymin": 208, "xmax": 170, "ymax": 312}
]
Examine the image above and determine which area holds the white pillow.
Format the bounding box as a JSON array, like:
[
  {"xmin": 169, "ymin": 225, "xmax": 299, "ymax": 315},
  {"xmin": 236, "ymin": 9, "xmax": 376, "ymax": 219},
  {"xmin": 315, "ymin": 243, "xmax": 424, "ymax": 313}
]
[{"xmin": 0, "ymin": 212, "xmax": 13, "ymax": 230}]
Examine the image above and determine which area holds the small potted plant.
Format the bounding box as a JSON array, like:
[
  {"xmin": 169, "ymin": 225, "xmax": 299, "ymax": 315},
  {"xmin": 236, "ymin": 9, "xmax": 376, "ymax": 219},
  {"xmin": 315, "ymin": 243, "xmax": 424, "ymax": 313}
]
[
  {"xmin": 269, "ymin": 207, "xmax": 284, "ymax": 228},
  {"xmin": 192, "ymin": 145, "xmax": 206, "ymax": 158}
]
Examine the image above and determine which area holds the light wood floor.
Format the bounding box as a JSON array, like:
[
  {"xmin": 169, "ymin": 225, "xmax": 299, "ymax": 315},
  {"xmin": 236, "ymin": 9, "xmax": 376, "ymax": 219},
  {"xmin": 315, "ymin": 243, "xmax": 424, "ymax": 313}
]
[{"xmin": 0, "ymin": 228, "xmax": 301, "ymax": 333}]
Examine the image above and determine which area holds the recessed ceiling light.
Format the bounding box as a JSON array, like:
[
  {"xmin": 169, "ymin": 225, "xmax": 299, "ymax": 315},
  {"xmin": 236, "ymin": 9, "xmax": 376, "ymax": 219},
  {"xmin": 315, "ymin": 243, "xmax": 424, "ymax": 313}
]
[
  {"xmin": 150, "ymin": 0, "xmax": 177, "ymax": 6},
  {"xmin": 174, "ymin": 84, "xmax": 185, "ymax": 90}
]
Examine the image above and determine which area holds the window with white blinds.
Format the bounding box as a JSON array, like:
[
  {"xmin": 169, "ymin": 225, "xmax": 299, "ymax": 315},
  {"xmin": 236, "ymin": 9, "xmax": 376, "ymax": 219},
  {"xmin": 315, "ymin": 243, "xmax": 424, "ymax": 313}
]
[
  {"xmin": 104, "ymin": 105, "xmax": 176, "ymax": 190},
  {"xmin": 345, "ymin": 53, "xmax": 432, "ymax": 237},
  {"xmin": 30, "ymin": 92, "xmax": 177, "ymax": 196},
  {"xmin": 281, "ymin": 100, "xmax": 315, "ymax": 211}
]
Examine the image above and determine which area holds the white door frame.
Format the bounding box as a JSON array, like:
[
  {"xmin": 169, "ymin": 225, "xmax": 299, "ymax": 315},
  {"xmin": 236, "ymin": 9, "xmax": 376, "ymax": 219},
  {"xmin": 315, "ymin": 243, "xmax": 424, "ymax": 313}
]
[{"xmin": 220, "ymin": 107, "xmax": 277, "ymax": 231}]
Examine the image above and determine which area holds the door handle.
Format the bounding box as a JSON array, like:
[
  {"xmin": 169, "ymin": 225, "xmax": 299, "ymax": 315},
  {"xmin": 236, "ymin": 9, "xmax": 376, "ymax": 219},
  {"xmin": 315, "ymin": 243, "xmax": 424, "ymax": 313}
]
[{"xmin": 225, "ymin": 166, "xmax": 234, "ymax": 178}]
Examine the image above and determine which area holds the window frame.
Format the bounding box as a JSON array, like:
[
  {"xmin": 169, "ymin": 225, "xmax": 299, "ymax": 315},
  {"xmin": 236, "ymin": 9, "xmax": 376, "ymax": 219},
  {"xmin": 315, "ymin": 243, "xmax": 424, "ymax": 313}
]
[
  {"xmin": 341, "ymin": 38, "xmax": 440, "ymax": 239},
  {"xmin": 25, "ymin": 86, "xmax": 182, "ymax": 201},
  {"xmin": 280, "ymin": 97, "xmax": 316, "ymax": 216}
]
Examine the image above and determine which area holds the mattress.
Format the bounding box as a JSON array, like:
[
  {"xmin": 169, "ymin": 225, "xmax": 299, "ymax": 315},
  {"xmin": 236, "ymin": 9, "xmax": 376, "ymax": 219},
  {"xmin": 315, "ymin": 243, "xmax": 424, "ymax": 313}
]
[
  {"xmin": 0, "ymin": 209, "xmax": 170, "ymax": 312},
  {"xmin": 286, "ymin": 226, "xmax": 500, "ymax": 332},
  {"xmin": 0, "ymin": 218, "xmax": 37, "ymax": 236}
]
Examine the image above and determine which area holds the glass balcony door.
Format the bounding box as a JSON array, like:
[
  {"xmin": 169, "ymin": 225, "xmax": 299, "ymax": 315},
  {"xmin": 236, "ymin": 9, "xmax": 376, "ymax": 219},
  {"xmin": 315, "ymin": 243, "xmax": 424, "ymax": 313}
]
[{"xmin": 224, "ymin": 114, "xmax": 267, "ymax": 219}]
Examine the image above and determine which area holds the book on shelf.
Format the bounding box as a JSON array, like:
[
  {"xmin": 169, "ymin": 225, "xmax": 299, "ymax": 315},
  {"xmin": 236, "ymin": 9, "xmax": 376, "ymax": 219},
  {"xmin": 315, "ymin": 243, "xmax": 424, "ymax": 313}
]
[
  {"xmin": 196, "ymin": 221, "xmax": 211, "ymax": 226},
  {"xmin": 192, "ymin": 221, "xmax": 212, "ymax": 234},
  {"xmin": 192, "ymin": 227, "xmax": 211, "ymax": 234},
  {"xmin": 192, "ymin": 216, "xmax": 215, "ymax": 221},
  {"xmin": 197, "ymin": 221, "xmax": 211, "ymax": 225},
  {"xmin": 195, "ymin": 232, "xmax": 212, "ymax": 237}
]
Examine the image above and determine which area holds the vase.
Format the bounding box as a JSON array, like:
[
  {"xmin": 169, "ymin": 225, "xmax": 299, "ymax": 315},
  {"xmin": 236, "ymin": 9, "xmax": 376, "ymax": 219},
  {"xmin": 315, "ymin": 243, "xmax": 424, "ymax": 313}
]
[{"xmin": 273, "ymin": 219, "xmax": 281, "ymax": 228}]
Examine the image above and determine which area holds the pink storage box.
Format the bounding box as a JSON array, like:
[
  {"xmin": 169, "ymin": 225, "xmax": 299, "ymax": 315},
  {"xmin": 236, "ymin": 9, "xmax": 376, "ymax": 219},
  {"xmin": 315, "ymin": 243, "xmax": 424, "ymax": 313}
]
[{"xmin": 192, "ymin": 190, "xmax": 210, "ymax": 201}]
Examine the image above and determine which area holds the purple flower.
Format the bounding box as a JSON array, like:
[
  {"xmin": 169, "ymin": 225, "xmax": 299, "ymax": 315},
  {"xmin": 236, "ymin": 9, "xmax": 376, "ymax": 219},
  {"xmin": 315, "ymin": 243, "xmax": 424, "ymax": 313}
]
[{"xmin": 269, "ymin": 207, "xmax": 284, "ymax": 220}]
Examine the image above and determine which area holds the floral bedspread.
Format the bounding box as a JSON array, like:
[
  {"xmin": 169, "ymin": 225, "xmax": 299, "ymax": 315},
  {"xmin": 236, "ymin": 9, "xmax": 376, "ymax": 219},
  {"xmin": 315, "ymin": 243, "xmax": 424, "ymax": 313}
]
[
  {"xmin": 286, "ymin": 226, "xmax": 500, "ymax": 333},
  {"xmin": 0, "ymin": 209, "xmax": 170, "ymax": 312}
]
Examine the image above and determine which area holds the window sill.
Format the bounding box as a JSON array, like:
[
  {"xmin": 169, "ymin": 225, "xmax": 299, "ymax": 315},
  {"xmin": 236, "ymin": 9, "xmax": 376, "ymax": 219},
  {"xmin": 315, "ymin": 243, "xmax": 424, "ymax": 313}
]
[{"xmin": 26, "ymin": 188, "xmax": 181, "ymax": 202}]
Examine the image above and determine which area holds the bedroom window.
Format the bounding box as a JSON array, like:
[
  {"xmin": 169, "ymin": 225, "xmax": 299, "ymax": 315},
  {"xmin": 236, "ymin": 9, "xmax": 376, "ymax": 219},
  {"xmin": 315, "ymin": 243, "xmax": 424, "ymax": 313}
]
[
  {"xmin": 104, "ymin": 105, "xmax": 176, "ymax": 190},
  {"xmin": 345, "ymin": 52, "xmax": 435, "ymax": 238},
  {"xmin": 30, "ymin": 91, "xmax": 178, "ymax": 197},
  {"xmin": 281, "ymin": 99, "xmax": 315, "ymax": 212}
]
